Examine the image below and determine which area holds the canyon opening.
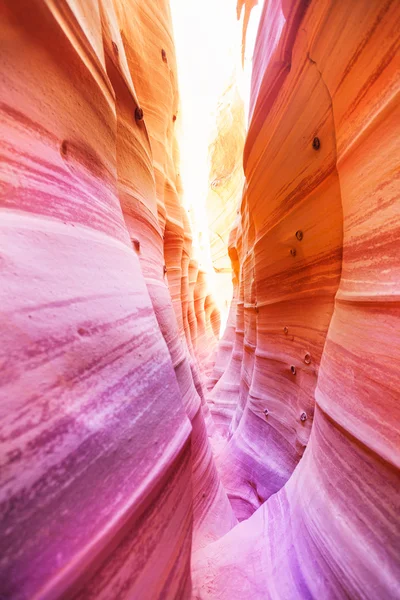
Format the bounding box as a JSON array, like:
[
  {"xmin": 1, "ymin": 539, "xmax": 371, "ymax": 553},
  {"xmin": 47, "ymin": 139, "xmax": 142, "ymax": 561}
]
[{"xmin": 0, "ymin": 1, "xmax": 399, "ymax": 599}]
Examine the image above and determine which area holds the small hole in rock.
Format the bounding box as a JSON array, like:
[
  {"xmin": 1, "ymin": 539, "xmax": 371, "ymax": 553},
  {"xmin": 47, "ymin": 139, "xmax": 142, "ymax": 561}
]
[{"xmin": 312, "ymin": 137, "xmax": 320, "ymax": 150}]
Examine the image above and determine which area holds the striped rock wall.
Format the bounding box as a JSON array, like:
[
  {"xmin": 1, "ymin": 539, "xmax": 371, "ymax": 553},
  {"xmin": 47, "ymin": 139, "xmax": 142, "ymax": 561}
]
[
  {"xmin": 194, "ymin": 0, "xmax": 400, "ymax": 598},
  {"xmin": 0, "ymin": 1, "xmax": 233, "ymax": 598}
]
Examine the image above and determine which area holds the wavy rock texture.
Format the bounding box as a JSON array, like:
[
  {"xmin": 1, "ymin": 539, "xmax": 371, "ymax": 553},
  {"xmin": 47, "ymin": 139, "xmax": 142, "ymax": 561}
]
[
  {"xmin": 194, "ymin": 0, "xmax": 400, "ymax": 598},
  {"xmin": 203, "ymin": 82, "xmax": 245, "ymax": 386},
  {"xmin": 0, "ymin": 0, "xmax": 399, "ymax": 599},
  {"xmin": 0, "ymin": 1, "xmax": 234, "ymax": 598}
]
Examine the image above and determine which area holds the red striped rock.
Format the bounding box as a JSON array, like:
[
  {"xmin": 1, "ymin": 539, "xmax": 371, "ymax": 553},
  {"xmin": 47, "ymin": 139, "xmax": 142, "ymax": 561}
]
[
  {"xmin": 0, "ymin": 1, "xmax": 232, "ymax": 597},
  {"xmin": 194, "ymin": 0, "xmax": 400, "ymax": 597}
]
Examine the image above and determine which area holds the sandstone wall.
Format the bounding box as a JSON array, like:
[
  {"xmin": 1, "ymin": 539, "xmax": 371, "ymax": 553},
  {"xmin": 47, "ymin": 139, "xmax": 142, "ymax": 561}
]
[
  {"xmin": 0, "ymin": 1, "xmax": 234, "ymax": 598},
  {"xmin": 195, "ymin": 0, "xmax": 400, "ymax": 597}
]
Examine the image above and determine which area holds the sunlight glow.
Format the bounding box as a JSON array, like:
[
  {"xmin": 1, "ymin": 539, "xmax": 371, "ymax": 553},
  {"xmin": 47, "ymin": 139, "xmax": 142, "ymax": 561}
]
[{"xmin": 170, "ymin": 0, "xmax": 262, "ymax": 336}]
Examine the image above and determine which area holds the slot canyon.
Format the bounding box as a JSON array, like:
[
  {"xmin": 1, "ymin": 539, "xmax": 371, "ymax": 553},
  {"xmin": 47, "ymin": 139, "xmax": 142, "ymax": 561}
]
[{"xmin": 0, "ymin": 0, "xmax": 399, "ymax": 598}]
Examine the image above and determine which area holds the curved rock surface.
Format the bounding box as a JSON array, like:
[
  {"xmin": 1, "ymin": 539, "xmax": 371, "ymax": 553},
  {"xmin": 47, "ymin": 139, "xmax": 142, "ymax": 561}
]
[
  {"xmin": 194, "ymin": 0, "xmax": 400, "ymax": 598},
  {"xmin": 0, "ymin": 0, "xmax": 399, "ymax": 599},
  {"xmin": 0, "ymin": 1, "xmax": 233, "ymax": 598}
]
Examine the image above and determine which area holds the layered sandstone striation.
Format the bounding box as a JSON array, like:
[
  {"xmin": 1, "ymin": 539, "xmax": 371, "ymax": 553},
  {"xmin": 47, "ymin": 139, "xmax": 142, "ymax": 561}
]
[
  {"xmin": 0, "ymin": 1, "xmax": 233, "ymax": 598},
  {"xmin": 0, "ymin": 0, "xmax": 399, "ymax": 599},
  {"xmin": 194, "ymin": 0, "xmax": 400, "ymax": 597}
]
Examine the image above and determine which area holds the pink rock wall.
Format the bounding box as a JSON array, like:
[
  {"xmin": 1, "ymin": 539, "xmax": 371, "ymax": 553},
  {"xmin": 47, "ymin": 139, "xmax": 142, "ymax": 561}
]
[{"xmin": 0, "ymin": 1, "xmax": 233, "ymax": 597}]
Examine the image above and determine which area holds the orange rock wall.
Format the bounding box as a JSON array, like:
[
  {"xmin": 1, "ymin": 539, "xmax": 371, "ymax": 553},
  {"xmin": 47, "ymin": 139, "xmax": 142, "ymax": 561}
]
[
  {"xmin": 206, "ymin": 83, "xmax": 245, "ymax": 280},
  {"xmin": 195, "ymin": 0, "xmax": 400, "ymax": 597},
  {"xmin": 203, "ymin": 83, "xmax": 245, "ymax": 383}
]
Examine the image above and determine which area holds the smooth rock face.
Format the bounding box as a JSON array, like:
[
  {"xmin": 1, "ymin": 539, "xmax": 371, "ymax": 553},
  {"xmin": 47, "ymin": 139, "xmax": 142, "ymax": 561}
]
[
  {"xmin": 0, "ymin": 1, "xmax": 232, "ymax": 598},
  {"xmin": 0, "ymin": 1, "xmax": 399, "ymax": 600},
  {"xmin": 194, "ymin": 0, "xmax": 400, "ymax": 598}
]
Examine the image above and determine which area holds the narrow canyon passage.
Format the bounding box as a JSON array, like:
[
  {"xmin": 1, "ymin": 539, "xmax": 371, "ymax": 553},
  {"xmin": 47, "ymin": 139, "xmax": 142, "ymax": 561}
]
[{"xmin": 0, "ymin": 1, "xmax": 399, "ymax": 599}]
